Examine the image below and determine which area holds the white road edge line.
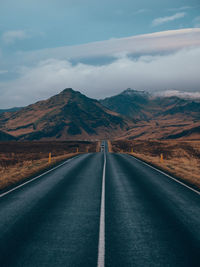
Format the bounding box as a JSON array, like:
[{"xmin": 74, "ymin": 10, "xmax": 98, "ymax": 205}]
[
  {"xmin": 0, "ymin": 155, "xmax": 80, "ymax": 198},
  {"xmin": 130, "ymin": 155, "xmax": 200, "ymax": 195},
  {"xmin": 97, "ymin": 151, "xmax": 106, "ymax": 267}
]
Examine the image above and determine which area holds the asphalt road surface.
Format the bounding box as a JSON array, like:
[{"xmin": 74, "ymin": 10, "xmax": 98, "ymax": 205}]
[{"xmin": 0, "ymin": 142, "xmax": 200, "ymax": 267}]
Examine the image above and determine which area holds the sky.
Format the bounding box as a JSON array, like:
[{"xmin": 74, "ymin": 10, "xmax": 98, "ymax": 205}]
[{"xmin": 0, "ymin": 0, "xmax": 200, "ymax": 108}]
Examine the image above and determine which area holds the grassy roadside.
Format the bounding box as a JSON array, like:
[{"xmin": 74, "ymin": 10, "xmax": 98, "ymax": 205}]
[
  {"xmin": 107, "ymin": 140, "xmax": 113, "ymax": 152},
  {"xmin": 0, "ymin": 141, "xmax": 99, "ymax": 191},
  {"xmin": 96, "ymin": 141, "xmax": 101, "ymax": 152},
  {"xmin": 128, "ymin": 152, "xmax": 200, "ymax": 191},
  {"xmin": 110, "ymin": 140, "xmax": 200, "ymax": 190},
  {"xmin": 0, "ymin": 153, "xmax": 79, "ymax": 191}
]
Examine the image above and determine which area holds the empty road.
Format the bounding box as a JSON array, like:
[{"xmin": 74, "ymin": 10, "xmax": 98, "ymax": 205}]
[{"xmin": 0, "ymin": 142, "xmax": 200, "ymax": 266}]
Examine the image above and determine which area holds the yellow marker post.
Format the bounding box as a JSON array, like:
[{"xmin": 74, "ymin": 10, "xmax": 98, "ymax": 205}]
[
  {"xmin": 76, "ymin": 147, "xmax": 79, "ymax": 153},
  {"xmin": 160, "ymin": 153, "xmax": 163, "ymax": 163},
  {"xmin": 48, "ymin": 152, "xmax": 51, "ymax": 164},
  {"xmin": 131, "ymin": 147, "xmax": 133, "ymax": 153}
]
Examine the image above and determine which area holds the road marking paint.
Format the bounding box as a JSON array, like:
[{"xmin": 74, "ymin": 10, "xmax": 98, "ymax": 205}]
[
  {"xmin": 97, "ymin": 151, "xmax": 106, "ymax": 267},
  {"xmin": 130, "ymin": 155, "xmax": 200, "ymax": 195},
  {"xmin": 0, "ymin": 155, "xmax": 80, "ymax": 198}
]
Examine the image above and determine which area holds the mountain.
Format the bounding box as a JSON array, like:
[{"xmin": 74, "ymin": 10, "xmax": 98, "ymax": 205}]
[
  {"xmin": 0, "ymin": 88, "xmax": 199, "ymax": 141},
  {"xmin": 100, "ymin": 89, "xmax": 200, "ymax": 120},
  {"xmin": 164, "ymin": 125, "xmax": 200, "ymax": 140},
  {"xmin": 0, "ymin": 130, "xmax": 16, "ymax": 141},
  {"xmin": 0, "ymin": 107, "xmax": 22, "ymax": 114},
  {"xmin": 100, "ymin": 89, "xmax": 200, "ymax": 140},
  {"xmin": 162, "ymin": 101, "xmax": 200, "ymax": 118},
  {"xmin": 0, "ymin": 88, "xmax": 131, "ymax": 140},
  {"xmin": 100, "ymin": 88, "xmax": 150, "ymax": 120}
]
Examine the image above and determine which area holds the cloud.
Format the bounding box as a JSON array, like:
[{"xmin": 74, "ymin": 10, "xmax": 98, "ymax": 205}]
[
  {"xmin": 2, "ymin": 30, "xmax": 28, "ymax": 44},
  {"xmin": 168, "ymin": 6, "xmax": 193, "ymax": 12},
  {"xmin": 152, "ymin": 12, "xmax": 186, "ymax": 26},
  {"xmin": 161, "ymin": 90, "xmax": 200, "ymax": 99},
  {"xmin": 0, "ymin": 28, "xmax": 200, "ymax": 108},
  {"xmin": 0, "ymin": 47, "xmax": 200, "ymax": 108},
  {"xmin": 16, "ymin": 28, "xmax": 200, "ymax": 66}
]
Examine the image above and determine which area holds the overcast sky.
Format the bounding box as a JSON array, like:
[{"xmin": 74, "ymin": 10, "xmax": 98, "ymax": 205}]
[{"xmin": 0, "ymin": 0, "xmax": 200, "ymax": 108}]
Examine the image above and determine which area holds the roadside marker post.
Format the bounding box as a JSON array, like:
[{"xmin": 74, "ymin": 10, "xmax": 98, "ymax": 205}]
[
  {"xmin": 76, "ymin": 147, "xmax": 79, "ymax": 153},
  {"xmin": 131, "ymin": 147, "xmax": 133, "ymax": 153},
  {"xmin": 48, "ymin": 152, "xmax": 51, "ymax": 164},
  {"xmin": 160, "ymin": 153, "xmax": 163, "ymax": 163}
]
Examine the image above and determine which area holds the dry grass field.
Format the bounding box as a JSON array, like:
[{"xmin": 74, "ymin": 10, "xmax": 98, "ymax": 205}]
[
  {"xmin": 0, "ymin": 141, "xmax": 98, "ymax": 190},
  {"xmin": 111, "ymin": 140, "xmax": 200, "ymax": 190}
]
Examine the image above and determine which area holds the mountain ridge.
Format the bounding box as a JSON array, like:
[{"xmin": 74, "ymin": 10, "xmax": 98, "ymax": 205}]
[
  {"xmin": 0, "ymin": 88, "xmax": 132, "ymax": 141},
  {"xmin": 100, "ymin": 88, "xmax": 200, "ymax": 140},
  {"xmin": 0, "ymin": 88, "xmax": 199, "ymax": 141}
]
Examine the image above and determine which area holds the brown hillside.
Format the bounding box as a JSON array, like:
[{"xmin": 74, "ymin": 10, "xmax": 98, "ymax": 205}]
[
  {"xmin": 100, "ymin": 89, "xmax": 200, "ymax": 140},
  {"xmin": 0, "ymin": 89, "xmax": 132, "ymax": 140}
]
